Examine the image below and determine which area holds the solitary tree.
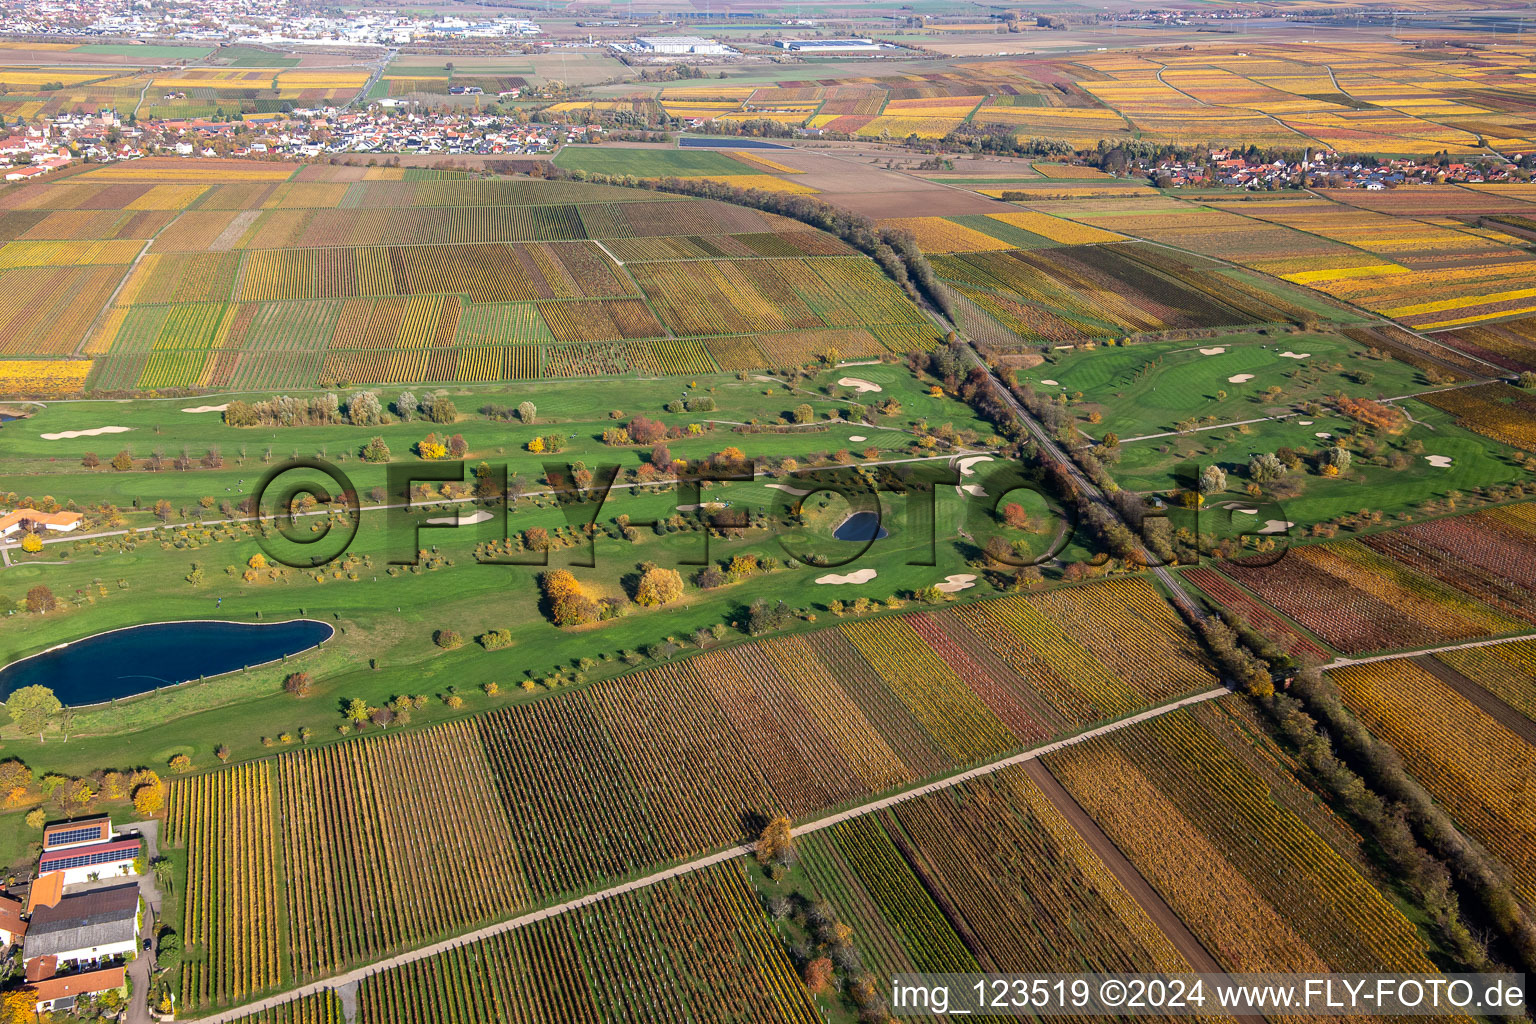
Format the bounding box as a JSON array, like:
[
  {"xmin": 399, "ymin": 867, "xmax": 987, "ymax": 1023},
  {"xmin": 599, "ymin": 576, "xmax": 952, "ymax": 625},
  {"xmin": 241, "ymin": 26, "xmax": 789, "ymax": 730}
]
[
  {"xmin": 803, "ymin": 957, "xmax": 835, "ymax": 994},
  {"xmin": 792, "ymin": 403, "xmax": 814, "ymax": 424},
  {"xmin": 755, "ymin": 814, "xmax": 796, "ymax": 868},
  {"xmin": 132, "ymin": 775, "xmax": 165, "ymax": 817},
  {"xmin": 8, "ymin": 685, "xmax": 61, "ymax": 741},
  {"xmin": 25, "ymin": 585, "xmax": 56, "ymax": 614},
  {"xmin": 1000, "ymin": 502, "xmax": 1031, "ymax": 530},
  {"xmin": 360, "ymin": 436, "xmax": 391, "ymax": 463},
  {"xmin": 344, "ymin": 697, "xmax": 371, "ymax": 725},
  {"xmin": 284, "ymin": 671, "xmax": 315, "ymax": 698},
  {"xmin": 1248, "ymin": 452, "xmax": 1286, "ymax": 483},
  {"xmin": 634, "ymin": 567, "xmax": 684, "ymax": 607},
  {"xmin": 1199, "ymin": 464, "xmax": 1227, "ymax": 495},
  {"xmin": 517, "ymin": 400, "xmax": 536, "ymax": 423}
]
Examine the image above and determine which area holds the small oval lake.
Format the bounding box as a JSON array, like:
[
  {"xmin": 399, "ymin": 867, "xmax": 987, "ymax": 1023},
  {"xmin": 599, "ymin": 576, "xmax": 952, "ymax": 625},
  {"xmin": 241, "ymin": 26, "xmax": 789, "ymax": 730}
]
[
  {"xmin": 833, "ymin": 511, "xmax": 889, "ymax": 542},
  {"xmin": 0, "ymin": 619, "xmax": 333, "ymax": 707}
]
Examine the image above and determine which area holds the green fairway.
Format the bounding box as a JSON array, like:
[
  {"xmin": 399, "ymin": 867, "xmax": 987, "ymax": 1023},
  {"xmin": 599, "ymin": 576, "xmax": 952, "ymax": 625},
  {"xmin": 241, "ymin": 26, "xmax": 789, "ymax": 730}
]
[
  {"xmin": 0, "ymin": 365, "xmax": 983, "ymax": 525},
  {"xmin": 1016, "ymin": 331, "xmax": 1429, "ymax": 441},
  {"xmin": 0, "ymin": 453, "xmax": 1039, "ymax": 777},
  {"xmin": 1110, "ymin": 399, "xmax": 1525, "ymax": 526},
  {"xmin": 552, "ymin": 147, "xmax": 758, "ymax": 177},
  {"xmin": 0, "ymin": 362, "xmax": 1048, "ymax": 803}
]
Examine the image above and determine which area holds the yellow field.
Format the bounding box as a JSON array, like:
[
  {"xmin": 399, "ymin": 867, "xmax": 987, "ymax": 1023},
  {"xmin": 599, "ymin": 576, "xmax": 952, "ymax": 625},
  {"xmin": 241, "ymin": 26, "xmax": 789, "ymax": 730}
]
[
  {"xmin": 727, "ymin": 152, "xmax": 804, "ymax": 174},
  {"xmin": 880, "ymin": 217, "xmax": 1013, "ymax": 253},
  {"xmin": 0, "ymin": 359, "xmax": 93, "ymax": 396},
  {"xmin": 856, "ymin": 116, "xmax": 967, "ymax": 139},
  {"xmin": 678, "ymin": 175, "xmax": 819, "ymax": 195},
  {"xmin": 986, "ymin": 211, "xmax": 1122, "ymax": 244},
  {"xmin": 0, "ymin": 70, "xmax": 104, "ymax": 87}
]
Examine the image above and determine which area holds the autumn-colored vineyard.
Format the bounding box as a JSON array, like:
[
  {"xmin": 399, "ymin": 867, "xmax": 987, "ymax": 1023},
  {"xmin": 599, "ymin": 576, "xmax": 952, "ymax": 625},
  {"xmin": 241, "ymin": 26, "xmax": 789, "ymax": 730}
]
[
  {"xmin": 800, "ymin": 766, "xmax": 1191, "ymax": 996},
  {"xmin": 161, "ymin": 578, "xmax": 1216, "ymax": 991},
  {"xmin": 0, "ymin": 162, "xmax": 952, "ymax": 396},
  {"xmin": 1436, "ymin": 638, "xmax": 1536, "ymax": 724},
  {"xmin": 1332, "ymin": 658, "xmax": 1536, "ymax": 906},
  {"xmin": 933, "ymin": 242, "xmax": 1315, "ymax": 349},
  {"xmin": 163, "ymin": 762, "xmax": 282, "ymax": 1009},
  {"xmin": 350, "ymin": 863, "xmax": 818, "ymax": 1024},
  {"xmin": 1046, "ymin": 703, "xmax": 1440, "ymax": 974},
  {"xmin": 1217, "ymin": 504, "xmax": 1536, "ymax": 655}
]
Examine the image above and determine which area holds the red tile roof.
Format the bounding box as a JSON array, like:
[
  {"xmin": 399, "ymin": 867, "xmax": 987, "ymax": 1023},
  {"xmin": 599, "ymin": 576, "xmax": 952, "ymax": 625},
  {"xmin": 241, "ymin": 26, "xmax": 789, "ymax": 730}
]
[
  {"xmin": 25, "ymin": 873, "xmax": 62, "ymax": 914},
  {"xmin": 28, "ymin": 965, "xmax": 126, "ymax": 1002},
  {"xmin": 0, "ymin": 893, "xmax": 24, "ymax": 939}
]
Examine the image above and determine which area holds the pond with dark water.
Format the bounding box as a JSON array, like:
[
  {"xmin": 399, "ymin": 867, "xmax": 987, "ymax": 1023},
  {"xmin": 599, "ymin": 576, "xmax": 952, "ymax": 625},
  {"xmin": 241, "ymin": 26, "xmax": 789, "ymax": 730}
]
[
  {"xmin": 833, "ymin": 511, "xmax": 890, "ymax": 542},
  {"xmin": 0, "ymin": 619, "xmax": 333, "ymax": 706}
]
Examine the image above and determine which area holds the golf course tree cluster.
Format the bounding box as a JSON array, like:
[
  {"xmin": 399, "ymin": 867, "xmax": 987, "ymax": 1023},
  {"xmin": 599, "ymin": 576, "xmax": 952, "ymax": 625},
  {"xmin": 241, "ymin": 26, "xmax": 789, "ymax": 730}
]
[{"xmin": 1, "ymin": 744, "xmax": 168, "ymax": 823}]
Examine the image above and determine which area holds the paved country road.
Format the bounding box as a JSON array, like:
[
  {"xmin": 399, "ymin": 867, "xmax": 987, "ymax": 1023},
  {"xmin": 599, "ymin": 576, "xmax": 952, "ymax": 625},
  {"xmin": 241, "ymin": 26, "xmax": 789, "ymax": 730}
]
[{"xmin": 195, "ymin": 686, "xmax": 1230, "ymax": 1024}]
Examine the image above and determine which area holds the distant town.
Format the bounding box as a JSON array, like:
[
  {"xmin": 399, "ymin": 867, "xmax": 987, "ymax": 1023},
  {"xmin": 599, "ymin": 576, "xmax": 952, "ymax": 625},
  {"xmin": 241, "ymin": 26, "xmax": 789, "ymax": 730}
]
[{"xmin": 4, "ymin": 101, "xmax": 1528, "ymax": 190}]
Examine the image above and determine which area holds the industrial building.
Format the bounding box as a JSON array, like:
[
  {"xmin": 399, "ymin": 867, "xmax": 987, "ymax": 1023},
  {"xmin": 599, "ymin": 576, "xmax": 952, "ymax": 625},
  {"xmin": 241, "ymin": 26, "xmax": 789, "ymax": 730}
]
[
  {"xmin": 632, "ymin": 35, "xmax": 736, "ymax": 55},
  {"xmin": 774, "ymin": 38, "xmax": 888, "ymax": 53}
]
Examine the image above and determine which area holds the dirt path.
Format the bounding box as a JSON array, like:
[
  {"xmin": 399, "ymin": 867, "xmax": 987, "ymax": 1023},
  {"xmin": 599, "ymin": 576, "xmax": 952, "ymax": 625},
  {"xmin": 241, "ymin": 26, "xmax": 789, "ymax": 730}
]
[
  {"xmin": 1412, "ymin": 654, "xmax": 1536, "ymax": 748},
  {"xmin": 194, "ymin": 686, "xmax": 1230, "ymax": 1024},
  {"xmin": 1325, "ymin": 630, "xmax": 1536, "ymax": 670},
  {"xmin": 1023, "ymin": 761, "xmax": 1271, "ymax": 1024},
  {"xmin": 1024, "ymin": 763, "xmax": 1205, "ymax": 972}
]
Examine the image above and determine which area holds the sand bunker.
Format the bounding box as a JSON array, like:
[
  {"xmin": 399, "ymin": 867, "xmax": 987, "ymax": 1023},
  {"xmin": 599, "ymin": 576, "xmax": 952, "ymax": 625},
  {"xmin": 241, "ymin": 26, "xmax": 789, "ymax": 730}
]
[
  {"xmin": 40, "ymin": 425, "xmax": 130, "ymax": 440},
  {"xmin": 957, "ymin": 455, "xmax": 994, "ymax": 477},
  {"xmin": 816, "ymin": 568, "xmax": 877, "ymax": 585},
  {"xmin": 766, "ymin": 483, "xmax": 811, "ymax": 496},
  {"xmin": 1228, "ymin": 374, "xmax": 1255, "ymax": 384},
  {"xmin": 1258, "ymin": 520, "xmax": 1294, "ymax": 535},
  {"xmin": 1278, "ymin": 351, "xmax": 1310, "ymax": 360},
  {"xmin": 1199, "ymin": 347, "xmax": 1226, "ymax": 355},
  {"xmin": 1315, "ymin": 432, "xmax": 1332, "ymax": 439},
  {"xmin": 1424, "ymin": 455, "xmax": 1454, "ymax": 468},
  {"xmin": 837, "ymin": 377, "xmax": 882, "ymax": 394},
  {"xmin": 1297, "ymin": 420, "xmax": 1314, "ymax": 426},
  {"xmin": 956, "ymin": 483, "xmax": 988, "ymax": 498},
  {"xmin": 935, "ymin": 573, "xmax": 977, "ymax": 593},
  {"xmin": 425, "ymin": 510, "xmax": 494, "ymax": 526},
  {"xmin": 182, "ymin": 404, "xmax": 229, "ymax": 413},
  {"xmin": 849, "ymin": 435, "xmax": 867, "ymax": 442},
  {"xmin": 1040, "ymin": 379, "xmax": 1059, "ymax": 386}
]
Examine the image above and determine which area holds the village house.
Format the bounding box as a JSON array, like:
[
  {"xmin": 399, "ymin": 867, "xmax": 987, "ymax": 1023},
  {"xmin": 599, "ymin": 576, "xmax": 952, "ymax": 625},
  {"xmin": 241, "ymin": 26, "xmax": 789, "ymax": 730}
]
[
  {"xmin": 0, "ymin": 892, "xmax": 25, "ymax": 949},
  {"xmin": 28, "ymin": 966, "xmax": 128, "ymax": 1015},
  {"xmin": 22, "ymin": 883, "xmax": 141, "ymax": 974},
  {"xmin": 38, "ymin": 815, "xmax": 142, "ymax": 886}
]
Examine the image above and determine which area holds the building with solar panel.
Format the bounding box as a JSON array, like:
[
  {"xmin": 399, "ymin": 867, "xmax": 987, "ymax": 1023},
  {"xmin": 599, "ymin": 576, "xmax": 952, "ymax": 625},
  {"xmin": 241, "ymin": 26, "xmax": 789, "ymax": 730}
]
[{"xmin": 37, "ymin": 816, "xmax": 141, "ymax": 886}]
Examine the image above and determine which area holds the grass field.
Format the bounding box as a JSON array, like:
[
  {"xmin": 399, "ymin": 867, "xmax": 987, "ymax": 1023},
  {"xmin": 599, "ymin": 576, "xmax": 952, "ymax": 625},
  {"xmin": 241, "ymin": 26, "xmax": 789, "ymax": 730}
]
[
  {"xmin": 1017, "ymin": 331, "xmax": 1426, "ymax": 440},
  {"xmin": 552, "ymin": 147, "xmax": 760, "ymax": 177}
]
